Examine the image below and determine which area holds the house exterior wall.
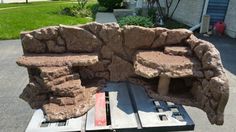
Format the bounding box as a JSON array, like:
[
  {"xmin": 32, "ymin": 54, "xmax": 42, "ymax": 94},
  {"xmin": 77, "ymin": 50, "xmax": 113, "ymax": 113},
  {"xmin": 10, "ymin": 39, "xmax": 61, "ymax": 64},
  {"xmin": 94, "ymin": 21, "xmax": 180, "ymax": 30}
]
[
  {"xmin": 224, "ymin": 0, "xmax": 236, "ymax": 38},
  {"xmin": 161, "ymin": 0, "xmax": 205, "ymax": 27},
  {"xmin": 1, "ymin": 0, "xmax": 48, "ymax": 3}
]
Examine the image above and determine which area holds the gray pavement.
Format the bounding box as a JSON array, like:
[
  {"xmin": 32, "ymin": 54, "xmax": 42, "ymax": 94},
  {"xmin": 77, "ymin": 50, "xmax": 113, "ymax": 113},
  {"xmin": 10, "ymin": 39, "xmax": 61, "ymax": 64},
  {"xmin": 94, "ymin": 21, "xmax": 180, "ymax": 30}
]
[
  {"xmin": 0, "ymin": 40, "xmax": 33, "ymax": 132},
  {"xmin": 0, "ymin": 35, "xmax": 236, "ymax": 132}
]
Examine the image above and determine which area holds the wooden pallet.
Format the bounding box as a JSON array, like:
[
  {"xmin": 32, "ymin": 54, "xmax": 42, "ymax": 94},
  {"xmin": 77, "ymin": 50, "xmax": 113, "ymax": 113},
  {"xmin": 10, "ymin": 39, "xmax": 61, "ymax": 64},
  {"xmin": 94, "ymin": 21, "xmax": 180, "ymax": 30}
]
[{"xmin": 25, "ymin": 82, "xmax": 194, "ymax": 132}]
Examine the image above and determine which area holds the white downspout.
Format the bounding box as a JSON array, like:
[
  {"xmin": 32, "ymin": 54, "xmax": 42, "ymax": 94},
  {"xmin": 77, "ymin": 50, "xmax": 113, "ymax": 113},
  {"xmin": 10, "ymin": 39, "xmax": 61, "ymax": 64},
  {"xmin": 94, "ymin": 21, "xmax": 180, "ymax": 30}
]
[{"xmin": 189, "ymin": 0, "xmax": 209, "ymax": 31}]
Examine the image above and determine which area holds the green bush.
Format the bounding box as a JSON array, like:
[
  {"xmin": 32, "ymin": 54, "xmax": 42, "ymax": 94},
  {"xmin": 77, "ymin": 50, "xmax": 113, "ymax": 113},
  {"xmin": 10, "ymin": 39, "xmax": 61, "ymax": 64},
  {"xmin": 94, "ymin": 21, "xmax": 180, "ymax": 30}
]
[
  {"xmin": 98, "ymin": 0, "xmax": 123, "ymax": 11},
  {"xmin": 61, "ymin": 5, "xmax": 92, "ymax": 17},
  {"xmin": 86, "ymin": 3, "xmax": 99, "ymax": 19},
  {"xmin": 148, "ymin": 8, "xmax": 157, "ymax": 22},
  {"xmin": 77, "ymin": 0, "xmax": 88, "ymax": 9},
  {"xmin": 118, "ymin": 16, "xmax": 154, "ymax": 27}
]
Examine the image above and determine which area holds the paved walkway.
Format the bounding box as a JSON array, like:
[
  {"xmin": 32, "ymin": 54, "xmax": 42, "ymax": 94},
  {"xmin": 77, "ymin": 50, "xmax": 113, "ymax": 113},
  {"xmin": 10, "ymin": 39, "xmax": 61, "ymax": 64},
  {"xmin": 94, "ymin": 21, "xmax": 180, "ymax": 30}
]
[{"xmin": 95, "ymin": 12, "xmax": 117, "ymax": 23}]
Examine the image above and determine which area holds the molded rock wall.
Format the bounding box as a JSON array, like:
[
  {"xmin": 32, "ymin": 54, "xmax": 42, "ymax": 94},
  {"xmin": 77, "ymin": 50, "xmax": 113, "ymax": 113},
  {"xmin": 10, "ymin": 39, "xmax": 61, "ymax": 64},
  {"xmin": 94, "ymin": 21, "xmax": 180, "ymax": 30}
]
[{"xmin": 17, "ymin": 22, "xmax": 229, "ymax": 125}]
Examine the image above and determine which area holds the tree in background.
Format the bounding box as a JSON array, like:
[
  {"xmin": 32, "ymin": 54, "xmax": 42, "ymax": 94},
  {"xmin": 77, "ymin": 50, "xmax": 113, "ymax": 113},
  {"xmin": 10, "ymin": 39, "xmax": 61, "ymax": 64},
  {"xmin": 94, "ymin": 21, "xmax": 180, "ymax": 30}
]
[
  {"xmin": 98, "ymin": 0, "xmax": 123, "ymax": 11},
  {"xmin": 147, "ymin": 0, "xmax": 180, "ymax": 19}
]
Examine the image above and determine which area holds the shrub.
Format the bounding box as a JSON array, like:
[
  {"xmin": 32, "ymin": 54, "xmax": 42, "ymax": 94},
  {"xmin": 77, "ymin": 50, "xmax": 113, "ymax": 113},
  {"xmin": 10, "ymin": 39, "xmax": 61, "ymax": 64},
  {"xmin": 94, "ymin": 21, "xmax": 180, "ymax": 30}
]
[
  {"xmin": 98, "ymin": 0, "xmax": 123, "ymax": 11},
  {"xmin": 148, "ymin": 8, "xmax": 157, "ymax": 22},
  {"xmin": 118, "ymin": 16, "xmax": 154, "ymax": 27},
  {"xmin": 77, "ymin": 0, "xmax": 88, "ymax": 9},
  {"xmin": 61, "ymin": 5, "xmax": 92, "ymax": 17},
  {"xmin": 60, "ymin": 0, "xmax": 92, "ymax": 18},
  {"xmin": 86, "ymin": 3, "xmax": 99, "ymax": 19}
]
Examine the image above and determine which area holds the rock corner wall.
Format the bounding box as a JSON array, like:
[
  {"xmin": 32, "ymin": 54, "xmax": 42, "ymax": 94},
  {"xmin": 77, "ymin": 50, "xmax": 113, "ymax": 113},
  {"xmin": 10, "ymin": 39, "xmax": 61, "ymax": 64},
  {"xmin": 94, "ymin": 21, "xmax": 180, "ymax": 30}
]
[{"xmin": 16, "ymin": 22, "xmax": 229, "ymax": 125}]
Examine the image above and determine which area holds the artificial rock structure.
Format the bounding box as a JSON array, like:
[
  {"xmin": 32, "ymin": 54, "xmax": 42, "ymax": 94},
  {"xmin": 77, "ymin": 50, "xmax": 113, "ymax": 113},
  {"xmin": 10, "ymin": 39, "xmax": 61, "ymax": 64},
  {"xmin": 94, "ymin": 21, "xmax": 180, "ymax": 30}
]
[{"xmin": 16, "ymin": 22, "xmax": 229, "ymax": 125}]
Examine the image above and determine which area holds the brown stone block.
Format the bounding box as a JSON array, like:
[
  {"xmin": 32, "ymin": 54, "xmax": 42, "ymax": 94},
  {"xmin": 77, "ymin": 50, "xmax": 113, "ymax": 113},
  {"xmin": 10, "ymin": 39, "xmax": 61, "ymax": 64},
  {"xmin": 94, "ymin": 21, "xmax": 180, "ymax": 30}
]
[{"xmin": 60, "ymin": 25, "xmax": 102, "ymax": 52}]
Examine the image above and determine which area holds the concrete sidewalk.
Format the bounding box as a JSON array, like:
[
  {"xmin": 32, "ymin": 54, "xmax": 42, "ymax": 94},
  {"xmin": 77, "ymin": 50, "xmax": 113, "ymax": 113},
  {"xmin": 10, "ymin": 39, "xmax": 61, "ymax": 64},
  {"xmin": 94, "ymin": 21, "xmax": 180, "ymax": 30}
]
[
  {"xmin": 95, "ymin": 12, "xmax": 117, "ymax": 23},
  {"xmin": 0, "ymin": 35, "xmax": 236, "ymax": 132}
]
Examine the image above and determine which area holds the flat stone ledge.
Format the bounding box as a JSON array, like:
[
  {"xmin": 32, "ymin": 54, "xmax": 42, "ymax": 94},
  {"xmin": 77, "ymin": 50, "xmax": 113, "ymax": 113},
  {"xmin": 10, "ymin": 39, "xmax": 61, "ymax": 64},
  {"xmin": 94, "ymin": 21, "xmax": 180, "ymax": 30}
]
[
  {"xmin": 135, "ymin": 51, "xmax": 201, "ymax": 78},
  {"xmin": 16, "ymin": 53, "xmax": 99, "ymax": 67}
]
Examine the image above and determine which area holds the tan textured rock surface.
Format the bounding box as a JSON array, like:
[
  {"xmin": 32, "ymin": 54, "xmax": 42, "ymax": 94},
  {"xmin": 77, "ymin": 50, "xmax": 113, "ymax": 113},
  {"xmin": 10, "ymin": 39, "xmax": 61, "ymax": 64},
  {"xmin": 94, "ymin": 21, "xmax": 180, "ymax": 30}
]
[
  {"xmin": 43, "ymin": 89, "xmax": 94, "ymax": 121},
  {"xmin": 80, "ymin": 22, "xmax": 103, "ymax": 36},
  {"xmin": 99, "ymin": 23, "xmax": 127, "ymax": 59},
  {"xmin": 100, "ymin": 45, "xmax": 113, "ymax": 59},
  {"xmin": 39, "ymin": 74, "xmax": 80, "ymax": 88},
  {"xmin": 17, "ymin": 23, "xmax": 228, "ymax": 125},
  {"xmin": 134, "ymin": 61, "xmax": 160, "ymax": 78},
  {"xmin": 19, "ymin": 81, "xmax": 48, "ymax": 109},
  {"xmin": 60, "ymin": 25, "xmax": 102, "ymax": 52},
  {"xmin": 151, "ymin": 30, "xmax": 168, "ymax": 48},
  {"xmin": 164, "ymin": 46, "xmax": 192, "ymax": 56},
  {"xmin": 16, "ymin": 53, "xmax": 99, "ymax": 67},
  {"xmin": 46, "ymin": 40, "xmax": 65, "ymax": 53},
  {"xmin": 108, "ymin": 55, "xmax": 135, "ymax": 81},
  {"xmin": 34, "ymin": 26, "xmax": 58, "ymax": 40},
  {"xmin": 50, "ymin": 79, "xmax": 84, "ymax": 97},
  {"xmin": 135, "ymin": 51, "xmax": 203, "ymax": 78},
  {"xmin": 56, "ymin": 36, "xmax": 66, "ymax": 46},
  {"xmin": 22, "ymin": 34, "xmax": 46, "ymax": 53},
  {"xmin": 124, "ymin": 26, "xmax": 156, "ymax": 49},
  {"xmin": 39, "ymin": 66, "xmax": 72, "ymax": 81},
  {"xmin": 166, "ymin": 29, "xmax": 192, "ymax": 44}
]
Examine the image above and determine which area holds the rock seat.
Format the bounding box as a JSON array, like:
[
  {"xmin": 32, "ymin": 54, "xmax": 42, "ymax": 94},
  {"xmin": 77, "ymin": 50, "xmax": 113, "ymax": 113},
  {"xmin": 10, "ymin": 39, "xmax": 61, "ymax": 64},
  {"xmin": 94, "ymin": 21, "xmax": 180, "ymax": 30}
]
[
  {"xmin": 16, "ymin": 53, "xmax": 99, "ymax": 67},
  {"xmin": 134, "ymin": 51, "xmax": 203, "ymax": 95}
]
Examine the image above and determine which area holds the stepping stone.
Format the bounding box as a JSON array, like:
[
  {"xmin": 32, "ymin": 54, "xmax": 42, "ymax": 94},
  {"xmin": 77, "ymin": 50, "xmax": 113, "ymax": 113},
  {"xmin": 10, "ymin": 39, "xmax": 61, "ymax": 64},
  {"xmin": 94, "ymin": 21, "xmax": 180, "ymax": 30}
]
[
  {"xmin": 39, "ymin": 66, "xmax": 72, "ymax": 81},
  {"xmin": 164, "ymin": 46, "xmax": 192, "ymax": 56}
]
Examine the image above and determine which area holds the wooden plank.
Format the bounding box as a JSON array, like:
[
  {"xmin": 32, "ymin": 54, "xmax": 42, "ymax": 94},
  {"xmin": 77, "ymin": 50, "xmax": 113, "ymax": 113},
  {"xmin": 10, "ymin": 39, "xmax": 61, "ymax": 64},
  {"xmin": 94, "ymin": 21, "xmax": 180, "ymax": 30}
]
[
  {"xmin": 95, "ymin": 92, "xmax": 107, "ymax": 126},
  {"xmin": 105, "ymin": 82, "xmax": 138, "ymax": 129},
  {"xmin": 129, "ymin": 83, "xmax": 187, "ymax": 128}
]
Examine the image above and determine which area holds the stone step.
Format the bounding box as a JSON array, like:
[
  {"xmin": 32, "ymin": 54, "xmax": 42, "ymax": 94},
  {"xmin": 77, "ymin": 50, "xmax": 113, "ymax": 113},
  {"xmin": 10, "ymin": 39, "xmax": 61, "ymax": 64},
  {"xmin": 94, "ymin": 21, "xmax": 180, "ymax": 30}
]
[
  {"xmin": 35, "ymin": 73, "xmax": 80, "ymax": 89},
  {"xmin": 50, "ymin": 79, "xmax": 84, "ymax": 97},
  {"xmin": 39, "ymin": 66, "xmax": 72, "ymax": 81},
  {"xmin": 134, "ymin": 61, "xmax": 160, "ymax": 79},
  {"xmin": 134, "ymin": 51, "xmax": 203, "ymax": 78},
  {"xmin": 16, "ymin": 53, "xmax": 99, "ymax": 67}
]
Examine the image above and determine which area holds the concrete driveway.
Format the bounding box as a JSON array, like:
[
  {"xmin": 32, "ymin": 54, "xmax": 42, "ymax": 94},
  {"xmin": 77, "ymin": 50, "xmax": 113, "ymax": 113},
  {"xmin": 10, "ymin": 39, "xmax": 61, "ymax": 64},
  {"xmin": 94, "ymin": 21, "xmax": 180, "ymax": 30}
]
[{"xmin": 0, "ymin": 35, "xmax": 235, "ymax": 132}]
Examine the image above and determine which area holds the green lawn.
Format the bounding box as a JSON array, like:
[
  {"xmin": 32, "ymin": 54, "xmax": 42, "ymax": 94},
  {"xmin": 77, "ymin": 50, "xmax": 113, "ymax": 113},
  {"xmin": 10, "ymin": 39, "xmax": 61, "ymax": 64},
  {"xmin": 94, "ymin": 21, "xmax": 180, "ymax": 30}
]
[{"xmin": 0, "ymin": 1, "xmax": 97, "ymax": 40}]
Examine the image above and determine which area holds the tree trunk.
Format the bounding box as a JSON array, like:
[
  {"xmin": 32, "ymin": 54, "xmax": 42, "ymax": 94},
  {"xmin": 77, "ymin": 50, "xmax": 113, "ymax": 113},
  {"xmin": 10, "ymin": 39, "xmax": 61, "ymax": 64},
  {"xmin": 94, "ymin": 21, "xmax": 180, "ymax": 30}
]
[{"xmin": 26, "ymin": 0, "xmax": 28, "ymax": 4}]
